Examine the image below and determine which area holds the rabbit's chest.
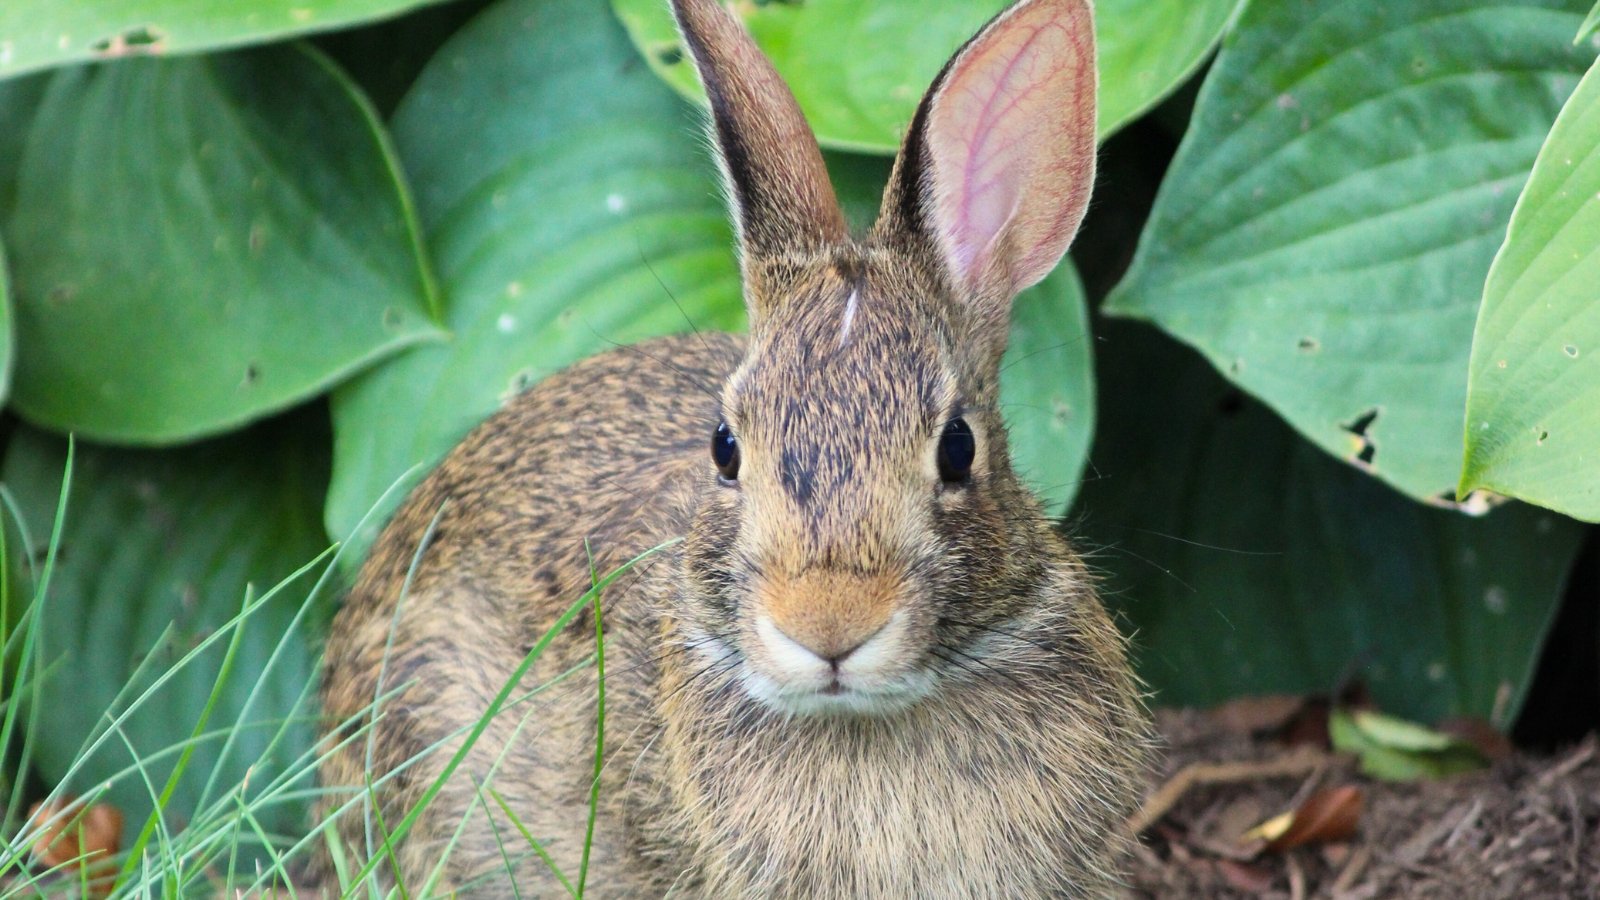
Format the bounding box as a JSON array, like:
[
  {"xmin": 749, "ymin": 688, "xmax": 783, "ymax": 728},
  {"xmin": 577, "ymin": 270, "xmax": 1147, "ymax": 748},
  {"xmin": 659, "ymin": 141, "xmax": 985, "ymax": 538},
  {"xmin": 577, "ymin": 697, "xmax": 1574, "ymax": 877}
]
[{"xmin": 674, "ymin": 728, "xmax": 1112, "ymax": 898}]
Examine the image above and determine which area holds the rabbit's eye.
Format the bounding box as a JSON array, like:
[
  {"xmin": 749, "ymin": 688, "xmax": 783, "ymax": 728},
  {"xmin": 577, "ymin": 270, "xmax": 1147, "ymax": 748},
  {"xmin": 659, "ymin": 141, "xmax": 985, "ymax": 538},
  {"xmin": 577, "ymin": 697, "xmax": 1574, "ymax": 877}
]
[
  {"xmin": 711, "ymin": 420, "xmax": 740, "ymax": 482},
  {"xmin": 937, "ymin": 418, "xmax": 975, "ymax": 483}
]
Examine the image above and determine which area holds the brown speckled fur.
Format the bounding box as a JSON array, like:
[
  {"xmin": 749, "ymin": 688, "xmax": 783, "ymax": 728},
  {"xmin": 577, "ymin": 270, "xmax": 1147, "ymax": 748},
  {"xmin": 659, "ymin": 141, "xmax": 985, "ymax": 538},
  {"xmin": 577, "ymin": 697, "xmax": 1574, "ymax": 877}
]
[{"xmin": 317, "ymin": 0, "xmax": 1150, "ymax": 895}]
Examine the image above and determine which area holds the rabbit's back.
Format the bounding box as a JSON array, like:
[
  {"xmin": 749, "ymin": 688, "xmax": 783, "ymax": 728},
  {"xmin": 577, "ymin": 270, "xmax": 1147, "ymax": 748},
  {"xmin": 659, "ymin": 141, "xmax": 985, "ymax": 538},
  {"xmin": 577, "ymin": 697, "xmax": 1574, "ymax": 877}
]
[{"xmin": 318, "ymin": 331, "xmax": 742, "ymax": 895}]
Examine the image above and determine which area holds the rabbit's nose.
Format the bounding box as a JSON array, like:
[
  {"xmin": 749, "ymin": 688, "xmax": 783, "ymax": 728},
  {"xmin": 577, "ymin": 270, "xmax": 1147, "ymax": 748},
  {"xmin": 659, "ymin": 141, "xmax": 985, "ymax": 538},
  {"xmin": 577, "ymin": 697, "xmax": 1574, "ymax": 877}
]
[
  {"xmin": 755, "ymin": 568, "xmax": 899, "ymax": 667},
  {"xmin": 769, "ymin": 617, "xmax": 883, "ymax": 666}
]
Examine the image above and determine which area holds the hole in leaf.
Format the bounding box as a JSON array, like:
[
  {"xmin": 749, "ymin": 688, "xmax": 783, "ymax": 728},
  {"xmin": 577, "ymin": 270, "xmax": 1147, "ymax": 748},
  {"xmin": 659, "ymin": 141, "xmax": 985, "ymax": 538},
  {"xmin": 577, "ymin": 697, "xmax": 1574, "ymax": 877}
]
[
  {"xmin": 90, "ymin": 26, "xmax": 166, "ymax": 57},
  {"xmin": 1563, "ymin": 345, "xmax": 1579, "ymax": 358},
  {"xmin": 655, "ymin": 45, "xmax": 684, "ymax": 66},
  {"xmin": 1340, "ymin": 408, "xmax": 1379, "ymax": 466}
]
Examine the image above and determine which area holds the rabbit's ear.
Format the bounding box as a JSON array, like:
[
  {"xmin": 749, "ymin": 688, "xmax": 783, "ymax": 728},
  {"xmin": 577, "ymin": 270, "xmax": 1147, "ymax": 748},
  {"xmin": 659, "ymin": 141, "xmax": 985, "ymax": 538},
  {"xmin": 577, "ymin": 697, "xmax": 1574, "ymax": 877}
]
[
  {"xmin": 875, "ymin": 0, "xmax": 1096, "ymax": 340},
  {"xmin": 672, "ymin": 0, "xmax": 845, "ymax": 288}
]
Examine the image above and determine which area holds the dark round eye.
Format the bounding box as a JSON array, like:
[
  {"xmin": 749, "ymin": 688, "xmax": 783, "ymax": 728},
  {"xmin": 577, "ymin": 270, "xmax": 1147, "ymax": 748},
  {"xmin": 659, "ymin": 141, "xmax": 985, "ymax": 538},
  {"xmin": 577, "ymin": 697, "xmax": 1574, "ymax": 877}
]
[
  {"xmin": 937, "ymin": 418, "xmax": 975, "ymax": 483},
  {"xmin": 711, "ymin": 420, "xmax": 740, "ymax": 482}
]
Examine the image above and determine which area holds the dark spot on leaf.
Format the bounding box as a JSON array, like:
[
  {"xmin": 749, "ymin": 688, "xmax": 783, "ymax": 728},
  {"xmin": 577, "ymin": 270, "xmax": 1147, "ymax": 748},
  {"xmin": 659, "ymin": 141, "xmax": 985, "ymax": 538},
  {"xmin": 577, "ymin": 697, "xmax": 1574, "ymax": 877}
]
[
  {"xmin": 248, "ymin": 224, "xmax": 266, "ymax": 254},
  {"xmin": 1341, "ymin": 408, "xmax": 1379, "ymax": 465},
  {"xmin": 47, "ymin": 284, "xmax": 77, "ymax": 306},
  {"xmin": 244, "ymin": 363, "xmax": 260, "ymax": 385},
  {"xmin": 1297, "ymin": 337, "xmax": 1319, "ymax": 352},
  {"xmin": 1537, "ymin": 429, "xmax": 1549, "ymax": 445},
  {"xmin": 655, "ymin": 45, "xmax": 684, "ymax": 66},
  {"xmin": 1229, "ymin": 358, "xmax": 1244, "ymax": 375},
  {"xmin": 382, "ymin": 307, "xmax": 404, "ymax": 330}
]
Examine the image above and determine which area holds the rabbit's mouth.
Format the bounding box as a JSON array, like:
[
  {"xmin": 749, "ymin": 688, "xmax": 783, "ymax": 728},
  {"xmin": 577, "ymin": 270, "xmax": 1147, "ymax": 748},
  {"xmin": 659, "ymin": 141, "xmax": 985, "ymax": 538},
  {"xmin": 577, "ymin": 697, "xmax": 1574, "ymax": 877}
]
[{"xmin": 738, "ymin": 667, "xmax": 938, "ymax": 717}]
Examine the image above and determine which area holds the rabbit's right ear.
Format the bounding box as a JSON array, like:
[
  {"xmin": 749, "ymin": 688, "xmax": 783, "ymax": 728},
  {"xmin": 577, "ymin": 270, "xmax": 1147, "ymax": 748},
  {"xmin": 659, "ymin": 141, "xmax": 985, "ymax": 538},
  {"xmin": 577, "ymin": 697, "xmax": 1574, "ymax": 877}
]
[
  {"xmin": 672, "ymin": 0, "xmax": 846, "ymax": 319},
  {"xmin": 874, "ymin": 0, "xmax": 1097, "ymax": 356}
]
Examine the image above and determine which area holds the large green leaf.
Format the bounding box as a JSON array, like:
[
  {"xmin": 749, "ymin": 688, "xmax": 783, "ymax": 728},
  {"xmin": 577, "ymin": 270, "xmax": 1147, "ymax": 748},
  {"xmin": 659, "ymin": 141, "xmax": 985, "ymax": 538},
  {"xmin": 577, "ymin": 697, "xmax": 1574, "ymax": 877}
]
[
  {"xmin": 610, "ymin": 0, "xmax": 1239, "ymax": 151},
  {"xmin": 1461, "ymin": 57, "xmax": 1600, "ymax": 520},
  {"xmin": 324, "ymin": 0, "xmax": 745, "ymax": 550},
  {"xmin": 1001, "ymin": 264, "xmax": 1096, "ymax": 514},
  {"xmin": 4, "ymin": 44, "xmax": 441, "ymax": 443},
  {"xmin": 1106, "ymin": 0, "xmax": 1596, "ymax": 505},
  {"xmin": 0, "ymin": 74, "xmax": 47, "ymax": 212},
  {"xmin": 0, "ymin": 0, "xmax": 450, "ymax": 81},
  {"xmin": 1092, "ymin": 0, "xmax": 1241, "ymax": 137},
  {"xmin": 1077, "ymin": 321, "xmax": 1586, "ymax": 725},
  {"xmin": 1, "ymin": 417, "xmax": 333, "ymax": 841}
]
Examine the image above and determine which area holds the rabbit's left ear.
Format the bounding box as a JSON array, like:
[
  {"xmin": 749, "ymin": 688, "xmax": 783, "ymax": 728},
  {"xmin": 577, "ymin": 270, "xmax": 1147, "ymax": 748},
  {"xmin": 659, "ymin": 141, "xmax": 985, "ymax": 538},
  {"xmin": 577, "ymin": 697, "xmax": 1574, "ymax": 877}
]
[
  {"xmin": 876, "ymin": 0, "xmax": 1097, "ymax": 338},
  {"xmin": 672, "ymin": 0, "xmax": 846, "ymax": 297}
]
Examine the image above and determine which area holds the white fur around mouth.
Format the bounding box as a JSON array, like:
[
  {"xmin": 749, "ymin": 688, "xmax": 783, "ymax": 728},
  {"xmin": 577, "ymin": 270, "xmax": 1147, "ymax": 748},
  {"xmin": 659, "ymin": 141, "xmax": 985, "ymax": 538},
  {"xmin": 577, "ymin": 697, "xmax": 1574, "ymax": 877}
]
[
  {"xmin": 685, "ymin": 629, "xmax": 937, "ymax": 716},
  {"xmin": 738, "ymin": 668, "xmax": 937, "ymax": 716}
]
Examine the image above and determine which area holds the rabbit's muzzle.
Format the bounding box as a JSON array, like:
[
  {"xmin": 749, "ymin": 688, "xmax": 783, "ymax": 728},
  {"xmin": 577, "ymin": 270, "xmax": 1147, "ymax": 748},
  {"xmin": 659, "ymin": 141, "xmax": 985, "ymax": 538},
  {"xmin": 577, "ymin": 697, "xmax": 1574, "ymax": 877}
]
[{"xmin": 735, "ymin": 568, "xmax": 937, "ymax": 715}]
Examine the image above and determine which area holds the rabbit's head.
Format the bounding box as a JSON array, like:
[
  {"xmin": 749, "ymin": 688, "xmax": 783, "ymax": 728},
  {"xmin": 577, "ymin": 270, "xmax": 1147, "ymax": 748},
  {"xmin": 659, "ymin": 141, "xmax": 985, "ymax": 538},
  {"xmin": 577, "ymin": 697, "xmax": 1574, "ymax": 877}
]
[{"xmin": 671, "ymin": 0, "xmax": 1098, "ymax": 716}]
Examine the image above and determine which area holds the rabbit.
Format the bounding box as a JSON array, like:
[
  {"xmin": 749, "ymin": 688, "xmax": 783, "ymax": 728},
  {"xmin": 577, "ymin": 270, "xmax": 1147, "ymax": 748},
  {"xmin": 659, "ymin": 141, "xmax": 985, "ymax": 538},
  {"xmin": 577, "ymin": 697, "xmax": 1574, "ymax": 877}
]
[{"xmin": 315, "ymin": 0, "xmax": 1151, "ymax": 895}]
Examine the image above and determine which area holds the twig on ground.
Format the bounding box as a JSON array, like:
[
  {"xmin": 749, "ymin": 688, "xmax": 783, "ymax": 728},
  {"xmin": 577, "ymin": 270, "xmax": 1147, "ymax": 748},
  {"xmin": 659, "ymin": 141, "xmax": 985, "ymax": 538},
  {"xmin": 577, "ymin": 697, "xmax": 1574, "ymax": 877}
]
[
  {"xmin": 1330, "ymin": 844, "xmax": 1371, "ymax": 896},
  {"xmin": 1129, "ymin": 746, "xmax": 1341, "ymax": 835}
]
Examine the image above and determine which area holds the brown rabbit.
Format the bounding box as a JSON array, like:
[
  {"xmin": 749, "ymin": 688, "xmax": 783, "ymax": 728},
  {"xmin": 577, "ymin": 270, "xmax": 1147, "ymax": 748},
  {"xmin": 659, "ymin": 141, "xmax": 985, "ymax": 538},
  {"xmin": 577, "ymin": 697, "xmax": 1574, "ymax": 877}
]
[{"xmin": 317, "ymin": 0, "xmax": 1150, "ymax": 895}]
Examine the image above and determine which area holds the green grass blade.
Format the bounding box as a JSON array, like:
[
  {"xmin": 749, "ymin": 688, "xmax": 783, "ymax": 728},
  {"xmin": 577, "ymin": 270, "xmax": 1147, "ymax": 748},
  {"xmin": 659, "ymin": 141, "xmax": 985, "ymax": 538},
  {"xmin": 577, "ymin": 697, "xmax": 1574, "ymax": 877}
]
[
  {"xmin": 487, "ymin": 787, "xmax": 573, "ymax": 897},
  {"xmin": 0, "ymin": 437, "xmax": 72, "ymax": 837},
  {"xmin": 114, "ymin": 583, "xmax": 256, "ymax": 888},
  {"xmin": 364, "ymin": 773, "xmax": 409, "ymax": 900},
  {"xmin": 364, "ymin": 503, "xmax": 448, "ymax": 864},
  {"xmin": 473, "ymin": 778, "xmax": 525, "ymax": 900},
  {"xmin": 577, "ymin": 543, "xmax": 605, "ymax": 899}
]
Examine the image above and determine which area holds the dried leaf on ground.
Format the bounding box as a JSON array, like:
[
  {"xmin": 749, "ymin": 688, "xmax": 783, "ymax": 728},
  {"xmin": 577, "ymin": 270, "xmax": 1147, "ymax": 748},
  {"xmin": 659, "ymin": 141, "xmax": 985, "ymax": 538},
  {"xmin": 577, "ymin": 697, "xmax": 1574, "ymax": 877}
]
[
  {"xmin": 1264, "ymin": 786, "xmax": 1364, "ymax": 852},
  {"xmin": 26, "ymin": 795, "xmax": 123, "ymax": 897}
]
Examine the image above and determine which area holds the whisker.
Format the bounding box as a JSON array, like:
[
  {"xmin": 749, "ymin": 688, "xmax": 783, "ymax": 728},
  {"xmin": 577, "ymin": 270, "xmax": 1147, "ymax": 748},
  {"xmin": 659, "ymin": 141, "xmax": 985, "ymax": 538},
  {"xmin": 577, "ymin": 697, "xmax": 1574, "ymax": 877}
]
[
  {"xmin": 1109, "ymin": 526, "xmax": 1281, "ymax": 557},
  {"xmin": 937, "ymin": 615, "xmax": 1058, "ymax": 656},
  {"xmin": 997, "ymin": 334, "xmax": 1095, "ymax": 376},
  {"xmin": 1090, "ymin": 540, "xmax": 1199, "ymax": 594},
  {"xmin": 634, "ymin": 239, "xmax": 719, "ymax": 361}
]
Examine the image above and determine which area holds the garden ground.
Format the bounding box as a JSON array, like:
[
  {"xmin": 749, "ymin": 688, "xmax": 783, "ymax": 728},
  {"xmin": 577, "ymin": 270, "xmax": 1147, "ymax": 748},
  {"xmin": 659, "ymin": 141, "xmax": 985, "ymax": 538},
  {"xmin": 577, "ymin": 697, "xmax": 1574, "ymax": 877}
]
[{"xmin": 1132, "ymin": 704, "xmax": 1600, "ymax": 898}]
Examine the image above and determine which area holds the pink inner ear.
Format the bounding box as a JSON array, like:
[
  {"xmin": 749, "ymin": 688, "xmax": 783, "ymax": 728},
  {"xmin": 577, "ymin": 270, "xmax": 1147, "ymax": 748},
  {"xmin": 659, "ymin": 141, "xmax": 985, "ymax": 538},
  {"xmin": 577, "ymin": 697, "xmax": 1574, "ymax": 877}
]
[{"xmin": 927, "ymin": 0, "xmax": 1096, "ymax": 295}]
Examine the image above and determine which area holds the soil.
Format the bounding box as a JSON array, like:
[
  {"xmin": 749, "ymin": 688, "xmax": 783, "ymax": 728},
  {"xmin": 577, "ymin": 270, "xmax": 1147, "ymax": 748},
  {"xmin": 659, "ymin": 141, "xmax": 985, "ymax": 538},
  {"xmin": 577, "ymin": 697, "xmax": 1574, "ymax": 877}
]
[{"xmin": 1130, "ymin": 702, "xmax": 1600, "ymax": 899}]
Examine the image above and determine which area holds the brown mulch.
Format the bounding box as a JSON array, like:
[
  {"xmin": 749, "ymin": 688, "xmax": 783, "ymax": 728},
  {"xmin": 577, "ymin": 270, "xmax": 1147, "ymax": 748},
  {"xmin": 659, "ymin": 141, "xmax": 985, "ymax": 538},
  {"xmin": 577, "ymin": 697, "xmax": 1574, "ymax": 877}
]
[{"xmin": 1130, "ymin": 702, "xmax": 1600, "ymax": 899}]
